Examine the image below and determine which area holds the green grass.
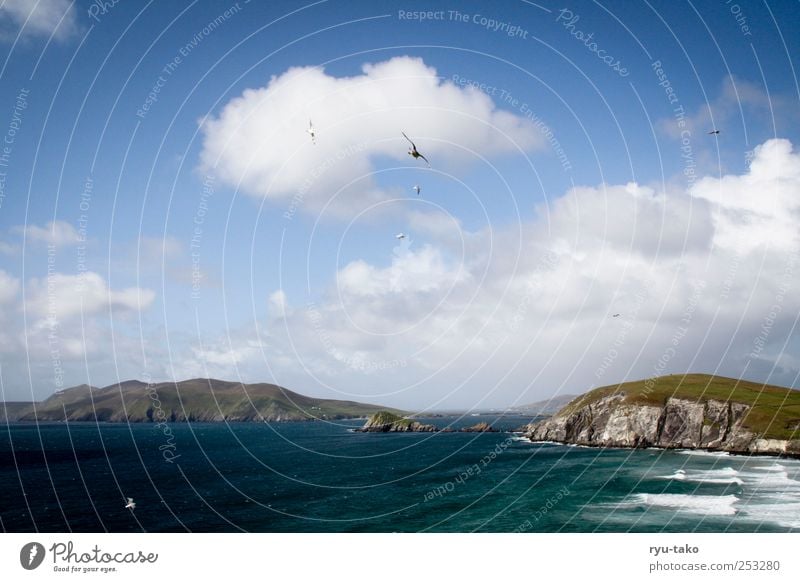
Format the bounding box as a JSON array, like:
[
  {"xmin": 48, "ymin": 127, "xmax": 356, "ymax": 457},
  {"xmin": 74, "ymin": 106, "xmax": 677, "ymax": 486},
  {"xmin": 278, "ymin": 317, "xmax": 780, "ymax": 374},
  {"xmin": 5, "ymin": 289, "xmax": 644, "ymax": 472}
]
[
  {"xmin": 18, "ymin": 379, "xmax": 406, "ymax": 422},
  {"xmin": 368, "ymin": 411, "xmax": 415, "ymax": 428},
  {"xmin": 557, "ymin": 374, "xmax": 800, "ymax": 441}
]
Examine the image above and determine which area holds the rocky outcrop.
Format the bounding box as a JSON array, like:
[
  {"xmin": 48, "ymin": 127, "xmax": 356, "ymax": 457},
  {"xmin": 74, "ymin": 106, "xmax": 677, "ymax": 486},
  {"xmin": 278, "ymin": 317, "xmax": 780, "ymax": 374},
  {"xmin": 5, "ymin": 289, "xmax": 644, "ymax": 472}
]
[
  {"xmin": 461, "ymin": 422, "xmax": 499, "ymax": 433},
  {"xmin": 526, "ymin": 393, "xmax": 800, "ymax": 457},
  {"xmin": 358, "ymin": 411, "xmax": 438, "ymax": 432},
  {"xmin": 359, "ymin": 413, "xmax": 512, "ymax": 434}
]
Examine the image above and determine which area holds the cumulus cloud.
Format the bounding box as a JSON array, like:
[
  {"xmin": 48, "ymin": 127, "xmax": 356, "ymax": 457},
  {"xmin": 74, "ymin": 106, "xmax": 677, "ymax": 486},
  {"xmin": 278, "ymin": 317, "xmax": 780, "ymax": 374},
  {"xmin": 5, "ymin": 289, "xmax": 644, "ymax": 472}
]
[
  {"xmin": 0, "ymin": 0, "xmax": 78, "ymax": 42},
  {"xmin": 0, "ymin": 241, "xmax": 18, "ymax": 255},
  {"xmin": 225, "ymin": 137, "xmax": 800, "ymax": 408},
  {"xmin": 690, "ymin": 139, "xmax": 800, "ymax": 254},
  {"xmin": 15, "ymin": 220, "xmax": 81, "ymax": 247},
  {"xmin": 0, "ymin": 269, "xmax": 20, "ymax": 304},
  {"xmin": 25, "ymin": 271, "xmax": 155, "ymax": 322},
  {"xmin": 199, "ymin": 56, "xmax": 544, "ymax": 216},
  {"xmin": 5, "ymin": 139, "xmax": 798, "ymax": 407}
]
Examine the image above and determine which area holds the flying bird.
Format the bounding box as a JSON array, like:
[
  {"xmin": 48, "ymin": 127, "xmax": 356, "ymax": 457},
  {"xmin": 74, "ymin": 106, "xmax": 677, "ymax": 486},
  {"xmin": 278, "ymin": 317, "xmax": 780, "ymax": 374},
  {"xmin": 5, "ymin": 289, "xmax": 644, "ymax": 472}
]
[
  {"xmin": 708, "ymin": 130, "xmax": 720, "ymax": 135},
  {"xmin": 612, "ymin": 313, "xmax": 621, "ymax": 318},
  {"xmin": 124, "ymin": 497, "xmax": 136, "ymax": 510},
  {"xmin": 402, "ymin": 132, "xmax": 430, "ymax": 166},
  {"xmin": 307, "ymin": 120, "xmax": 316, "ymax": 144},
  {"xmin": 413, "ymin": 185, "xmax": 421, "ymax": 195},
  {"xmin": 395, "ymin": 233, "xmax": 406, "ymax": 240}
]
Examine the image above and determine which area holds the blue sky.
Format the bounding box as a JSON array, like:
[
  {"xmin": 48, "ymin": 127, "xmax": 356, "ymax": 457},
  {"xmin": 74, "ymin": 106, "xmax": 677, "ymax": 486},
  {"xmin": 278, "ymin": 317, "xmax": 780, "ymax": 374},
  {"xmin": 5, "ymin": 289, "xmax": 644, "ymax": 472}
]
[{"xmin": 0, "ymin": 0, "xmax": 799, "ymax": 408}]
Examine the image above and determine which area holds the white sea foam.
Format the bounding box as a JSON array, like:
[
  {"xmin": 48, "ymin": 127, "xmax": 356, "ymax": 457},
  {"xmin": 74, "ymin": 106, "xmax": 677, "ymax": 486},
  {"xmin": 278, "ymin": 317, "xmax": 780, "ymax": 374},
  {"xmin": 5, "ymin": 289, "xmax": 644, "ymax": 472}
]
[
  {"xmin": 740, "ymin": 469, "xmax": 800, "ymax": 493},
  {"xmin": 623, "ymin": 493, "xmax": 739, "ymax": 516},
  {"xmin": 752, "ymin": 463, "xmax": 786, "ymax": 472},
  {"xmin": 739, "ymin": 500, "xmax": 800, "ymax": 529},
  {"xmin": 657, "ymin": 467, "xmax": 743, "ymax": 485},
  {"xmin": 677, "ymin": 450, "xmax": 730, "ymax": 457}
]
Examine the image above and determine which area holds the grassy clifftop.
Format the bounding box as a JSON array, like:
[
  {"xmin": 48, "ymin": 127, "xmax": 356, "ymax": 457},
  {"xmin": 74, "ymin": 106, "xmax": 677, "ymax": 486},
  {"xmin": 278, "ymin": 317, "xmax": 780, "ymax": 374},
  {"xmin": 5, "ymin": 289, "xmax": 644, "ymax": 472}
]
[{"xmin": 558, "ymin": 374, "xmax": 800, "ymax": 440}]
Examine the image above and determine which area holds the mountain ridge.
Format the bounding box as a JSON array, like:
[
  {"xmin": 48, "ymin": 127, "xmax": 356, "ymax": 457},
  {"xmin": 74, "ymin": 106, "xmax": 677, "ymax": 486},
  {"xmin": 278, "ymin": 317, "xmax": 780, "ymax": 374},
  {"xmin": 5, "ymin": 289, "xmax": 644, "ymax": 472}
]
[{"xmin": 4, "ymin": 378, "xmax": 403, "ymax": 423}]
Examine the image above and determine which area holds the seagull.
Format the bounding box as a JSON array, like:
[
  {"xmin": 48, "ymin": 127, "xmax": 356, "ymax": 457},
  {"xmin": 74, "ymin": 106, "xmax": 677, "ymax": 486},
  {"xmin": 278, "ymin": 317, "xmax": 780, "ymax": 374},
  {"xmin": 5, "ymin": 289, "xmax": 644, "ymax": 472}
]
[
  {"xmin": 124, "ymin": 497, "xmax": 136, "ymax": 510},
  {"xmin": 402, "ymin": 132, "xmax": 430, "ymax": 166},
  {"xmin": 708, "ymin": 130, "xmax": 720, "ymax": 135},
  {"xmin": 307, "ymin": 120, "xmax": 316, "ymax": 144},
  {"xmin": 395, "ymin": 233, "xmax": 406, "ymax": 240},
  {"xmin": 413, "ymin": 185, "xmax": 421, "ymax": 195}
]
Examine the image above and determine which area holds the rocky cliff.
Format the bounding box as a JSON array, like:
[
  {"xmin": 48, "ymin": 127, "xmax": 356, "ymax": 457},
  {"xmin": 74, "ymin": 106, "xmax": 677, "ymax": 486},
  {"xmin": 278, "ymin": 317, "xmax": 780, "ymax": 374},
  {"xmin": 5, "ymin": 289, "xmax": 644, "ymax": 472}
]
[{"xmin": 525, "ymin": 375, "xmax": 800, "ymax": 458}]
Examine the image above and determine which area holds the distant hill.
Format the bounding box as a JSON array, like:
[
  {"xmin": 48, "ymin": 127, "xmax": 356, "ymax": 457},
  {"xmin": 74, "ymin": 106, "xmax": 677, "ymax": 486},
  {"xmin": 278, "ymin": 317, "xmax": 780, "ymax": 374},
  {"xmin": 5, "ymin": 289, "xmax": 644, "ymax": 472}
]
[
  {"xmin": 8, "ymin": 379, "xmax": 403, "ymax": 423},
  {"xmin": 1, "ymin": 402, "xmax": 34, "ymax": 423},
  {"xmin": 527, "ymin": 374, "xmax": 800, "ymax": 456},
  {"xmin": 510, "ymin": 394, "xmax": 578, "ymax": 416}
]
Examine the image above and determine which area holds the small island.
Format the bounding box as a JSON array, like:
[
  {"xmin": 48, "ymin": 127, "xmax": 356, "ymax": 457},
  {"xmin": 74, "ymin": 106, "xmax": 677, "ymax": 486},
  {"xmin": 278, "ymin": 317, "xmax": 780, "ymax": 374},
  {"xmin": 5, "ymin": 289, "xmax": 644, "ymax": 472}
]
[
  {"xmin": 357, "ymin": 411, "xmax": 501, "ymax": 433},
  {"xmin": 524, "ymin": 373, "xmax": 800, "ymax": 458}
]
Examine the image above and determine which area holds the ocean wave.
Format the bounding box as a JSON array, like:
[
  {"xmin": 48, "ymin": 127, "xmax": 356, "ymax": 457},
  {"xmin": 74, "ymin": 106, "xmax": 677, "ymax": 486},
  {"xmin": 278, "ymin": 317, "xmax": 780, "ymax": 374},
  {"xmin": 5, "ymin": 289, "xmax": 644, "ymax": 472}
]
[
  {"xmin": 677, "ymin": 450, "xmax": 730, "ymax": 457},
  {"xmin": 620, "ymin": 493, "xmax": 739, "ymax": 516},
  {"xmin": 739, "ymin": 500, "xmax": 800, "ymax": 529},
  {"xmin": 740, "ymin": 470, "xmax": 800, "ymax": 492},
  {"xmin": 658, "ymin": 467, "xmax": 743, "ymax": 485},
  {"xmin": 752, "ymin": 463, "xmax": 786, "ymax": 472}
]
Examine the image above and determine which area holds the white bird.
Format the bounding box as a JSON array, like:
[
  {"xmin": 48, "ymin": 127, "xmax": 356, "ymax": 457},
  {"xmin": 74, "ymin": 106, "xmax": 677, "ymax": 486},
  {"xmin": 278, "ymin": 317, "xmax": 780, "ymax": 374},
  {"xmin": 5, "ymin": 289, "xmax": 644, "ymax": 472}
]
[
  {"xmin": 124, "ymin": 497, "xmax": 136, "ymax": 510},
  {"xmin": 307, "ymin": 120, "xmax": 316, "ymax": 144},
  {"xmin": 413, "ymin": 185, "xmax": 421, "ymax": 195},
  {"xmin": 395, "ymin": 233, "xmax": 406, "ymax": 240}
]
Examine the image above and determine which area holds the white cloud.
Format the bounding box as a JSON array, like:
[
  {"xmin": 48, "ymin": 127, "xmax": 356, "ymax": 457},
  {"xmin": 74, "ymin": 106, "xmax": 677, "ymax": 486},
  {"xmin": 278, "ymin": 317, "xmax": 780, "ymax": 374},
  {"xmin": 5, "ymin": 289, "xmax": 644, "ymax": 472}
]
[
  {"xmin": 4, "ymin": 139, "xmax": 799, "ymax": 407},
  {"xmin": 267, "ymin": 290, "xmax": 288, "ymax": 318},
  {"xmin": 690, "ymin": 138, "xmax": 800, "ymax": 254},
  {"xmin": 0, "ymin": 241, "xmax": 18, "ymax": 255},
  {"xmin": 235, "ymin": 138, "xmax": 800, "ymax": 408},
  {"xmin": 139, "ymin": 235, "xmax": 183, "ymax": 262},
  {"xmin": 0, "ymin": 269, "xmax": 20, "ymax": 304},
  {"xmin": 25, "ymin": 271, "xmax": 155, "ymax": 322},
  {"xmin": 15, "ymin": 220, "xmax": 80, "ymax": 247},
  {"xmin": 199, "ymin": 56, "xmax": 544, "ymax": 216},
  {"xmin": 0, "ymin": 0, "xmax": 78, "ymax": 42}
]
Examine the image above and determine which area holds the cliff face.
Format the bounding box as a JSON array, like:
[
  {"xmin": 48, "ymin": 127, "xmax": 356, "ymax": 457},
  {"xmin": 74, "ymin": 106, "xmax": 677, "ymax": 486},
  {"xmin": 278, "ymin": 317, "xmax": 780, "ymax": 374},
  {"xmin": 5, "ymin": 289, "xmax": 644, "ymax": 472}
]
[{"xmin": 526, "ymin": 393, "xmax": 800, "ymax": 457}]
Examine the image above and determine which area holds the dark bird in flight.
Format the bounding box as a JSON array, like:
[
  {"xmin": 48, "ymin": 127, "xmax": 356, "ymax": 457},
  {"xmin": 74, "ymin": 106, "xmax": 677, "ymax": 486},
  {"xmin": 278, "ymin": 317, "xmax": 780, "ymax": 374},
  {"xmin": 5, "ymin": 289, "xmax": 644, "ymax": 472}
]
[
  {"xmin": 402, "ymin": 132, "xmax": 430, "ymax": 166},
  {"xmin": 413, "ymin": 184, "xmax": 421, "ymax": 195},
  {"xmin": 612, "ymin": 313, "xmax": 621, "ymax": 318},
  {"xmin": 708, "ymin": 130, "xmax": 720, "ymax": 135}
]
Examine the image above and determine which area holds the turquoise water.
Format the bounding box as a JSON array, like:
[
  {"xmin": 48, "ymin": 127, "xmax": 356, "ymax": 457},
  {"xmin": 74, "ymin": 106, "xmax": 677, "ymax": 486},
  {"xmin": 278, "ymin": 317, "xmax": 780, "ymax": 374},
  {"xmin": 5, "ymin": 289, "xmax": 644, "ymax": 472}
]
[{"xmin": 1, "ymin": 417, "xmax": 799, "ymax": 532}]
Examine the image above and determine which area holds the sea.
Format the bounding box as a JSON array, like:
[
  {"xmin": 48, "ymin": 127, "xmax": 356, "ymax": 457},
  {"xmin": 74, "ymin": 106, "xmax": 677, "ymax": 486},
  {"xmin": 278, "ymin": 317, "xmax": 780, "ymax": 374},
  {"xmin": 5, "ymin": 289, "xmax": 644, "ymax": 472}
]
[{"xmin": 1, "ymin": 415, "xmax": 799, "ymax": 532}]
